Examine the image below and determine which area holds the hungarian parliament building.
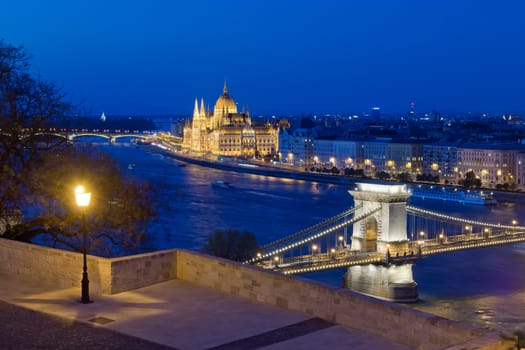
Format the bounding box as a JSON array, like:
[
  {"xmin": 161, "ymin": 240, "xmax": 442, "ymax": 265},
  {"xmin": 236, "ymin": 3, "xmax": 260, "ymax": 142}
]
[{"xmin": 182, "ymin": 83, "xmax": 278, "ymax": 158}]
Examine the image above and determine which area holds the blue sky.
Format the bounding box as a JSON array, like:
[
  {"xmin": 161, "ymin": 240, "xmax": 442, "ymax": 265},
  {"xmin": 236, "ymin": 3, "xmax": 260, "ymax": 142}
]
[{"xmin": 2, "ymin": 1, "xmax": 524, "ymax": 116}]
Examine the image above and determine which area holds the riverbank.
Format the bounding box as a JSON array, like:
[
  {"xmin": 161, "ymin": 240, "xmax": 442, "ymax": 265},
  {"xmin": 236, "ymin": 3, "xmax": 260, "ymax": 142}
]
[
  {"xmin": 149, "ymin": 145, "xmax": 381, "ymax": 187},
  {"xmin": 149, "ymin": 144, "xmax": 525, "ymax": 204}
]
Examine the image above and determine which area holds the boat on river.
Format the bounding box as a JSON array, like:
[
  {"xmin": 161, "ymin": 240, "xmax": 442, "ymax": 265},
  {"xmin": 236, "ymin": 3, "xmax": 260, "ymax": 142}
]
[
  {"xmin": 410, "ymin": 185, "xmax": 496, "ymax": 205},
  {"xmin": 211, "ymin": 180, "xmax": 232, "ymax": 189}
]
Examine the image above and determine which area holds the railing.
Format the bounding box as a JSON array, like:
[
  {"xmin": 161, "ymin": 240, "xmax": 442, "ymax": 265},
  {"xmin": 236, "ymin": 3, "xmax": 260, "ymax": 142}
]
[
  {"xmin": 273, "ymin": 229, "xmax": 525, "ymax": 274},
  {"xmin": 277, "ymin": 251, "xmax": 384, "ymax": 275},
  {"xmin": 421, "ymin": 230, "xmax": 525, "ymax": 256}
]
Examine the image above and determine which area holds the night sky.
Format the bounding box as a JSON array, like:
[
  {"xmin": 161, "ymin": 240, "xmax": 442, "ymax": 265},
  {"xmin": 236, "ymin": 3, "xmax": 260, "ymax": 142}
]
[{"xmin": 2, "ymin": 1, "xmax": 524, "ymax": 116}]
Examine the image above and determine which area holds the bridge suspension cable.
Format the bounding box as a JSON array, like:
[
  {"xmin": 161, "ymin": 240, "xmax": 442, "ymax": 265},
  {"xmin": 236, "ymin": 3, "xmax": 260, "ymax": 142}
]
[
  {"xmin": 247, "ymin": 205, "xmax": 382, "ymax": 264},
  {"xmin": 258, "ymin": 204, "xmax": 363, "ymax": 252},
  {"xmin": 406, "ymin": 205, "xmax": 525, "ymax": 231}
]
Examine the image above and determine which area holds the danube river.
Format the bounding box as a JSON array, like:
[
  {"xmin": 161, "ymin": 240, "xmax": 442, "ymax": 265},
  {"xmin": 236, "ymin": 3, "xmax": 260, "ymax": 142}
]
[{"xmin": 99, "ymin": 142, "xmax": 525, "ymax": 335}]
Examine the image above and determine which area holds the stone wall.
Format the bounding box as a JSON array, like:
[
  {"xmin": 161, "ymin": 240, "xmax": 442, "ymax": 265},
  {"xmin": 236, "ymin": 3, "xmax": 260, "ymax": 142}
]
[
  {"xmin": 108, "ymin": 250, "xmax": 177, "ymax": 294},
  {"xmin": 175, "ymin": 249, "xmax": 510, "ymax": 350},
  {"xmin": 0, "ymin": 238, "xmax": 111, "ymax": 293},
  {"xmin": 0, "ymin": 238, "xmax": 512, "ymax": 349},
  {"xmin": 0, "ymin": 238, "xmax": 176, "ymax": 294}
]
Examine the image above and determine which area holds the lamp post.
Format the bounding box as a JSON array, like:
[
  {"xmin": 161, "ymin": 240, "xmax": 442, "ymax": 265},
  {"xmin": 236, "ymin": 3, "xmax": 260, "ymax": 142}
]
[{"xmin": 75, "ymin": 186, "xmax": 92, "ymax": 304}]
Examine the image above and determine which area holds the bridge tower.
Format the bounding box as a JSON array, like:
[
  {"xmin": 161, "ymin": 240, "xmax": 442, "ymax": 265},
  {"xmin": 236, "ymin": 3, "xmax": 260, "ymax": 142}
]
[
  {"xmin": 349, "ymin": 183, "xmax": 411, "ymax": 254},
  {"xmin": 344, "ymin": 183, "xmax": 418, "ymax": 302}
]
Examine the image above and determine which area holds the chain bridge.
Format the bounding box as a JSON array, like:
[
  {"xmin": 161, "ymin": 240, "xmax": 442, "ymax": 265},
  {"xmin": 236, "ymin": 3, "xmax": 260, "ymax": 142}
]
[{"xmin": 246, "ymin": 183, "xmax": 525, "ymax": 302}]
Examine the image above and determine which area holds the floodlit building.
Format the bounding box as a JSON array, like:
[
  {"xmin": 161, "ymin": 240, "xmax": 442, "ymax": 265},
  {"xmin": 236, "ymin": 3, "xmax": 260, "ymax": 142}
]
[
  {"xmin": 422, "ymin": 144, "xmax": 459, "ymax": 183},
  {"xmin": 361, "ymin": 140, "xmax": 423, "ymax": 177},
  {"xmin": 456, "ymin": 144, "xmax": 519, "ymax": 187},
  {"xmin": 313, "ymin": 139, "xmax": 359, "ymax": 168},
  {"xmin": 182, "ymin": 83, "xmax": 278, "ymax": 158},
  {"xmin": 278, "ymin": 128, "xmax": 315, "ymax": 166}
]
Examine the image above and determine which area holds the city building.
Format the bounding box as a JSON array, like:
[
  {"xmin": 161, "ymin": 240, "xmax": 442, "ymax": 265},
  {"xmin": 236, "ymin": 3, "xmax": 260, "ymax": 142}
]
[
  {"xmin": 456, "ymin": 144, "xmax": 520, "ymax": 187},
  {"xmin": 422, "ymin": 144, "xmax": 459, "ymax": 183},
  {"xmin": 182, "ymin": 83, "xmax": 278, "ymax": 158},
  {"xmin": 362, "ymin": 140, "xmax": 423, "ymax": 177},
  {"xmin": 515, "ymin": 151, "xmax": 525, "ymax": 188},
  {"xmin": 278, "ymin": 128, "xmax": 314, "ymax": 166},
  {"xmin": 313, "ymin": 139, "xmax": 359, "ymax": 168}
]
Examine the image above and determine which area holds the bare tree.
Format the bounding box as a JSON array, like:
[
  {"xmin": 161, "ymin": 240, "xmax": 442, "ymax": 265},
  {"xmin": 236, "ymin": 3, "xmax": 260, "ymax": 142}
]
[
  {"xmin": 0, "ymin": 39, "xmax": 69, "ymax": 219},
  {"xmin": 1, "ymin": 39, "xmax": 156, "ymax": 256}
]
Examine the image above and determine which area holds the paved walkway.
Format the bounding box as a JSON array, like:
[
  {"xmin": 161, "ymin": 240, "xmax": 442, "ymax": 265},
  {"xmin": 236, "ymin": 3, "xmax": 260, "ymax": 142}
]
[{"xmin": 0, "ymin": 274, "xmax": 410, "ymax": 349}]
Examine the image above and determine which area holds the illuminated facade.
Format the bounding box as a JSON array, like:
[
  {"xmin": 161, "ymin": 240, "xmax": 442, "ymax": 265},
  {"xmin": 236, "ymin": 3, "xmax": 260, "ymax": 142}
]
[
  {"xmin": 457, "ymin": 145, "xmax": 516, "ymax": 187},
  {"xmin": 422, "ymin": 144, "xmax": 458, "ymax": 182},
  {"xmin": 423, "ymin": 143, "xmax": 525, "ymax": 187},
  {"xmin": 362, "ymin": 141, "xmax": 423, "ymax": 177},
  {"xmin": 182, "ymin": 83, "xmax": 278, "ymax": 157}
]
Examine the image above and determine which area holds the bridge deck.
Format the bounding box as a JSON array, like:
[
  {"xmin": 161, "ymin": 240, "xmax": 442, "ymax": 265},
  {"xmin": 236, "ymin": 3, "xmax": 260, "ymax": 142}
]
[{"xmin": 268, "ymin": 230, "xmax": 525, "ymax": 274}]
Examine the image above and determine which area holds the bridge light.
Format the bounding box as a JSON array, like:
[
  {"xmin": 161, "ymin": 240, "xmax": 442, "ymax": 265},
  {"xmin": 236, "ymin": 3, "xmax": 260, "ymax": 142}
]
[{"xmin": 512, "ymin": 219, "xmax": 517, "ymax": 225}]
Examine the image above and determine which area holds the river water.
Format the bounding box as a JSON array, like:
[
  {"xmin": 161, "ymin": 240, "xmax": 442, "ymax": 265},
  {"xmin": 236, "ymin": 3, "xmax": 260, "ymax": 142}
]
[{"xmin": 98, "ymin": 142, "xmax": 525, "ymax": 336}]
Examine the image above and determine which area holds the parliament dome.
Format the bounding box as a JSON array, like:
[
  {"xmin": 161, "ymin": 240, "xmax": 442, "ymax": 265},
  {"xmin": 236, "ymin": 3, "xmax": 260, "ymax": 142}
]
[{"xmin": 214, "ymin": 81, "xmax": 238, "ymax": 115}]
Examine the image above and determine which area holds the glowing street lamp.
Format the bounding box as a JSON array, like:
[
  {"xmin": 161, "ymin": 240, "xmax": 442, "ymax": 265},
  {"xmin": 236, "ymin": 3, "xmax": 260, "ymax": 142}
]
[
  {"xmin": 75, "ymin": 186, "xmax": 92, "ymax": 304},
  {"xmin": 312, "ymin": 244, "xmax": 318, "ymax": 256}
]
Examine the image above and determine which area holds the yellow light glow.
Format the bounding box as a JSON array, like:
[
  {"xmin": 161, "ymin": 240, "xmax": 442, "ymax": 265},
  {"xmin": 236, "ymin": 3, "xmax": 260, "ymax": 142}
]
[{"xmin": 75, "ymin": 186, "xmax": 91, "ymax": 207}]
